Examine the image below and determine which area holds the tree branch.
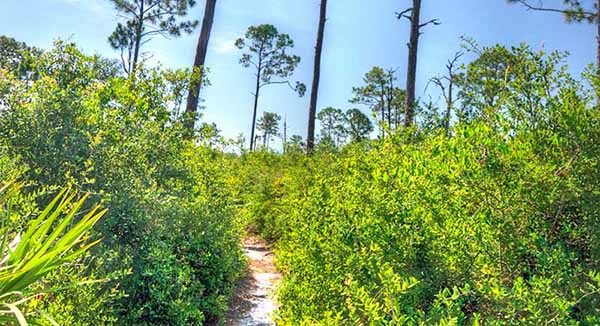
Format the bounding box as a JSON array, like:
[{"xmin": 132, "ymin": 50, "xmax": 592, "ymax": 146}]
[
  {"xmin": 396, "ymin": 8, "xmax": 413, "ymax": 21},
  {"xmin": 512, "ymin": 0, "xmax": 595, "ymax": 18},
  {"xmin": 447, "ymin": 51, "xmax": 463, "ymax": 72},
  {"xmin": 245, "ymin": 62, "xmax": 257, "ymax": 70},
  {"xmin": 259, "ymin": 80, "xmax": 296, "ymax": 91},
  {"xmin": 419, "ymin": 18, "xmax": 441, "ymax": 28},
  {"xmin": 141, "ymin": 29, "xmax": 170, "ymax": 38},
  {"xmin": 118, "ymin": 2, "xmax": 139, "ymax": 18},
  {"xmin": 119, "ymin": 47, "xmax": 130, "ymax": 74},
  {"xmin": 144, "ymin": 10, "xmax": 180, "ymax": 21},
  {"xmin": 430, "ymin": 76, "xmax": 449, "ymax": 102},
  {"xmin": 142, "ymin": 1, "xmax": 160, "ymax": 15}
]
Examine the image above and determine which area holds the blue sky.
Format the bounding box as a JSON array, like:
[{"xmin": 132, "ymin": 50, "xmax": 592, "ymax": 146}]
[{"xmin": 0, "ymin": 0, "xmax": 597, "ymax": 145}]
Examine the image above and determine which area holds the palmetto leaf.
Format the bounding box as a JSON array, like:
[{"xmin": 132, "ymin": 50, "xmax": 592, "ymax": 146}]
[
  {"xmin": 0, "ymin": 182, "xmax": 105, "ymax": 324},
  {"xmin": 4, "ymin": 303, "xmax": 27, "ymax": 325}
]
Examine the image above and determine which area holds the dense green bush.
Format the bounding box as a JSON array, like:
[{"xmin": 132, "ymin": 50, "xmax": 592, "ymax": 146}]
[
  {"xmin": 0, "ymin": 41, "xmax": 245, "ymax": 325},
  {"xmin": 2, "ymin": 35, "xmax": 600, "ymax": 325},
  {"xmin": 233, "ymin": 51, "xmax": 600, "ymax": 324}
]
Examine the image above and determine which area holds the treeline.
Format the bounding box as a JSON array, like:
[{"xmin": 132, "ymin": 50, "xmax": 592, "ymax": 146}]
[
  {"xmin": 0, "ymin": 0, "xmax": 600, "ymax": 325},
  {"xmin": 39, "ymin": 0, "xmax": 600, "ymax": 152},
  {"xmin": 97, "ymin": 0, "xmax": 598, "ymax": 153}
]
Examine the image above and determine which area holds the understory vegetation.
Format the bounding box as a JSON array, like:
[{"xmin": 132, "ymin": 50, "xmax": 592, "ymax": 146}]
[
  {"xmin": 0, "ymin": 41, "xmax": 245, "ymax": 325},
  {"xmin": 231, "ymin": 49, "xmax": 600, "ymax": 324},
  {"xmin": 1, "ymin": 4, "xmax": 600, "ymax": 325}
]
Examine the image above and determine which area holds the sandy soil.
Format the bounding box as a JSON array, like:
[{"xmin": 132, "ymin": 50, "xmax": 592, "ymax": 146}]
[{"xmin": 223, "ymin": 237, "xmax": 282, "ymax": 326}]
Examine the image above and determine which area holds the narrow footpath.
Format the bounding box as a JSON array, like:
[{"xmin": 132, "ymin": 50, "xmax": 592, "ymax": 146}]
[{"xmin": 224, "ymin": 236, "xmax": 281, "ymax": 326}]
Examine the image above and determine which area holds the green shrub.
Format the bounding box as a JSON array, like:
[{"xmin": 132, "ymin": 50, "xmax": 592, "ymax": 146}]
[
  {"xmin": 3, "ymin": 34, "xmax": 600, "ymax": 326},
  {"xmin": 233, "ymin": 61, "xmax": 600, "ymax": 324},
  {"xmin": 0, "ymin": 183, "xmax": 105, "ymax": 325},
  {"xmin": 0, "ymin": 41, "xmax": 245, "ymax": 325}
]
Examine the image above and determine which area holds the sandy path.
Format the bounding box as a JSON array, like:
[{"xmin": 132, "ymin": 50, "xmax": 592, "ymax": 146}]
[{"xmin": 223, "ymin": 237, "xmax": 281, "ymax": 326}]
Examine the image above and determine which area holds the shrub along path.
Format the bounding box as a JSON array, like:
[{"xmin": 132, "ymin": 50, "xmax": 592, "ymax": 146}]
[{"xmin": 223, "ymin": 236, "xmax": 281, "ymax": 325}]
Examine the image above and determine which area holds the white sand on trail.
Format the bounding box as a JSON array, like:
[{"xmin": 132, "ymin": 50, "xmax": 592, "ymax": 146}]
[{"xmin": 223, "ymin": 237, "xmax": 282, "ymax": 326}]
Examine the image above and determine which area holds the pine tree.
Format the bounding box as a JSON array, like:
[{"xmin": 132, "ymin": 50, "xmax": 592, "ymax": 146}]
[
  {"xmin": 107, "ymin": 0, "xmax": 198, "ymax": 75},
  {"xmin": 307, "ymin": 0, "xmax": 328, "ymax": 153},
  {"xmin": 184, "ymin": 0, "xmax": 217, "ymax": 136},
  {"xmin": 235, "ymin": 24, "xmax": 305, "ymax": 151},
  {"xmin": 397, "ymin": 0, "xmax": 439, "ymax": 127}
]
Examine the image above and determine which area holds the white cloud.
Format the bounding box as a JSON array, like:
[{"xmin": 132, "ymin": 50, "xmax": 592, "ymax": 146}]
[{"xmin": 212, "ymin": 38, "xmax": 238, "ymax": 54}]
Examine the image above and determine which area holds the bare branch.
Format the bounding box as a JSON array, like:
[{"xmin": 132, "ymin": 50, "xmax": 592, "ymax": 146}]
[
  {"xmin": 430, "ymin": 76, "xmax": 449, "ymax": 102},
  {"xmin": 141, "ymin": 29, "xmax": 170, "ymax": 38},
  {"xmin": 512, "ymin": 0, "xmax": 595, "ymax": 18},
  {"xmin": 419, "ymin": 18, "xmax": 441, "ymax": 28},
  {"xmin": 396, "ymin": 7, "xmax": 413, "ymax": 21},
  {"xmin": 259, "ymin": 80, "xmax": 296, "ymax": 91},
  {"xmin": 119, "ymin": 48, "xmax": 130, "ymax": 74},
  {"xmin": 446, "ymin": 51, "xmax": 464, "ymax": 71}
]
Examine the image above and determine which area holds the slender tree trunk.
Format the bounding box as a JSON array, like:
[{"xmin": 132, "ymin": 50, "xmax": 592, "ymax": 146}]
[
  {"xmin": 395, "ymin": 96, "xmax": 400, "ymax": 129},
  {"xmin": 404, "ymin": 0, "xmax": 421, "ymax": 127},
  {"xmin": 184, "ymin": 0, "xmax": 217, "ymax": 135},
  {"xmin": 307, "ymin": 0, "xmax": 328, "ymax": 153},
  {"xmin": 387, "ymin": 74, "xmax": 393, "ymax": 130},
  {"xmin": 131, "ymin": 1, "xmax": 144, "ymax": 76},
  {"xmin": 131, "ymin": 29, "xmax": 142, "ymax": 75},
  {"xmin": 444, "ymin": 79, "xmax": 453, "ymax": 136},
  {"xmin": 282, "ymin": 117, "xmax": 287, "ymax": 152},
  {"xmin": 250, "ymin": 70, "xmax": 261, "ymax": 151},
  {"xmin": 380, "ymin": 86, "xmax": 386, "ymax": 137},
  {"xmin": 131, "ymin": 33, "xmax": 142, "ymax": 76}
]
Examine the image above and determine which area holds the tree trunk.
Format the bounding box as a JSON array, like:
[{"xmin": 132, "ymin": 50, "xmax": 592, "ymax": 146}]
[
  {"xmin": 282, "ymin": 117, "xmax": 287, "ymax": 152},
  {"xmin": 380, "ymin": 81, "xmax": 386, "ymax": 138},
  {"xmin": 444, "ymin": 79, "xmax": 453, "ymax": 136},
  {"xmin": 132, "ymin": 30, "xmax": 141, "ymax": 75},
  {"xmin": 380, "ymin": 86, "xmax": 386, "ymax": 137},
  {"xmin": 387, "ymin": 101, "xmax": 392, "ymax": 127},
  {"xmin": 307, "ymin": 0, "xmax": 328, "ymax": 153},
  {"xmin": 131, "ymin": 1, "xmax": 144, "ymax": 76},
  {"xmin": 184, "ymin": 0, "xmax": 217, "ymax": 136},
  {"xmin": 387, "ymin": 74, "xmax": 393, "ymax": 130},
  {"xmin": 250, "ymin": 71, "xmax": 261, "ymax": 151},
  {"xmin": 404, "ymin": 0, "xmax": 421, "ymax": 127}
]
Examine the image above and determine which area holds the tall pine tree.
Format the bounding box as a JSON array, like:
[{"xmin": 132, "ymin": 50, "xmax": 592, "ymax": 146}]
[
  {"xmin": 184, "ymin": 0, "xmax": 217, "ymax": 136},
  {"xmin": 307, "ymin": 0, "xmax": 328, "ymax": 153},
  {"xmin": 236, "ymin": 24, "xmax": 305, "ymax": 151},
  {"xmin": 397, "ymin": 0, "xmax": 439, "ymax": 127}
]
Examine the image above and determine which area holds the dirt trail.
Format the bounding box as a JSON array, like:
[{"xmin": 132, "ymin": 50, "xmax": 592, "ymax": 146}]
[{"xmin": 224, "ymin": 236, "xmax": 281, "ymax": 326}]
